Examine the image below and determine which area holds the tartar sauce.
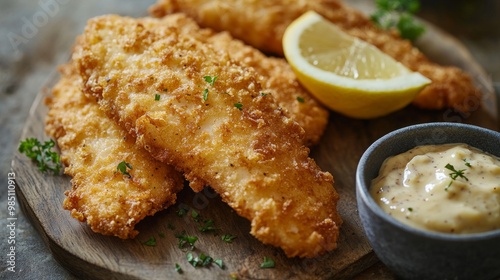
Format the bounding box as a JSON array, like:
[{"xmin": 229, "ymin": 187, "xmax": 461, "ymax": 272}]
[{"xmin": 370, "ymin": 143, "xmax": 500, "ymax": 234}]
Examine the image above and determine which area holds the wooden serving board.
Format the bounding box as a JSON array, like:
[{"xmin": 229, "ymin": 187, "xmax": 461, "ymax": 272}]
[{"xmin": 11, "ymin": 18, "xmax": 499, "ymax": 280}]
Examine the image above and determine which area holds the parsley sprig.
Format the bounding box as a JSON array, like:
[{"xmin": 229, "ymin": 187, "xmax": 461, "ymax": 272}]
[
  {"xmin": 444, "ymin": 163, "xmax": 469, "ymax": 190},
  {"xmin": 221, "ymin": 234, "xmax": 237, "ymax": 243},
  {"xmin": 260, "ymin": 256, "xmax": 275, "ymax": 268},
  {"xmin": 175, "ymin": 231, "xmax": 199, "ymax": 250},
  {"xmin": 19, "ymin": 138, "xmax": 62, "ymax": 174},
  {"xmin": 186, "ymin": 252, "xmax": 224, "ymax": 269},
  {"xmin": 371, "ymin": 0, "xmax": 425, "ymax": 41},
  {"xmin": 117, "ymin": 161, "xmax": 133, "ymax": 178},
  {"xmin": 142, "ymin": 236, "xmax": 157, "ymax": 246},
  {"xmin": 202, "ymin": 75, "xmax": 218, "ymax": 101}
]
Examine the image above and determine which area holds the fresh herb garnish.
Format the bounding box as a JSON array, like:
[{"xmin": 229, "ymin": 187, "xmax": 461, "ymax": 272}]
[
  {"xmin": 445, "ymin": 163, "xmax": 469, "ymax": 181},
  {"xmin": 155, "ymin": 94, "xmax": 161, "ymax": 101},
  {"xmin": 234, "ymin": 102, "xmax": 243, "ymax": 110},
  {"xmin": 408, "ymin": 207, "xmax": 413, "ymax": 212},
  {"xmin": 198, "ymin": 219, "xmax": 218, "ymax": 233},
  {"xmin": 190, "ymin": 210, "xmax": 218, "ymax": 233},
  {"xmin": 186, "ymin": 252, "xmax": 223, "ymax": 269},
  {"xmin": 142, "ymin": 236, "xmax": 157, "ymax": 246},
  {"xmin": 260, "ymin": 256, "xmax": 275, "ymax": 268},
  {"xmin": 19, "ymin": 138, "xmax": 62, "ymax": 174},
  {"xmin": 203, "ymin": 75, "xmax": 218, "ymax": 86},
  {"xmin": 202, "ymin": 88, "xmax": 209, "ymax": 101},
  {"xmin": 176, "ymin": 207, "xmax": 188, "ymax": 217},
  {"xmin": 191, "ymin": 209, "xmax": 200, "ymax": 221},
  {"xmin": 260, "ymin": 92, "xmax": 268, "ymax": 96},
  {"xmin": 444, "ymin": 163, "xmax": 469, "ymax": 190},
  {"xmin": 187, "ymin": 252, "xmax": 211, "ymax": 267},
  {"xmin": 463, "ymin": 159, "xmax": 472, "ymax": 167},
  {"xmin": 371, "ymin": 0, "xmax": 425, "ymax": 41},
  {"xmin": 221, "ymin": 234, "xmax": 237, "ymax": 243},
  {"xmin": 175, "ymin": 231, "xmax": 198, "ymax": 250},
  {"xmin": 214, "ymin": 259, "xmax": 224, "ymax": 269},
  {"xmin": 296, "ymin": 96, "xmax": 305, "ymax": 103},
  {"xmin": 175, "ymin": 263, "xmax": 182, "ymax": 273},
  {"xmin": 117, "ymin": 161, "xmax": 133, "ymax": 178},
  {"xmin": 202, "ymin": 75, "xmax": 217, "ymax": 101}
]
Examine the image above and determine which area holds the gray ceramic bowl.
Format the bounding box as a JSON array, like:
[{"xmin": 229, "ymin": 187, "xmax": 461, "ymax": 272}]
[{"xmin": 356, "ymin": 122, "xmax": 500, "ymax": 280}]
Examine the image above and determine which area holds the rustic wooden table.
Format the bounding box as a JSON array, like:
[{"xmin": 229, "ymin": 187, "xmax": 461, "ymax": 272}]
[{"xmin": 1, "ymin": 1, "xmax": 499, "ymax": 279}]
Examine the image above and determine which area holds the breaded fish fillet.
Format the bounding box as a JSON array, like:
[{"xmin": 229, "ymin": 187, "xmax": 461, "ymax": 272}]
[
  {"xmin": 206, "ymin": 32, "xmax": 329, "ymax": 146},
  {"xmin": 73, "ymin": 14, "xmax": 342, "ymax": 258},
  {"xmin": 133, "ymin": 13, "xmax": 327, "ymax": 145},
  {"xmin": 45, "ymin": 63, "xmax": 184, "ymax": 239},
  {"xmin": 150, "ymin": 0, "xmax": 481, "ymax": 113}
]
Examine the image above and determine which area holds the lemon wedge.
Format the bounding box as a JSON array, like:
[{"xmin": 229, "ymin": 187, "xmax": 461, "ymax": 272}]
[{"xmin": 283, "ymin": 11, "xmax": 431, "ymax": 119}]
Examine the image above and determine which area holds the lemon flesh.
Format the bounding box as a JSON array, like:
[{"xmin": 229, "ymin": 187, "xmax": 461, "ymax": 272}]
[{"xmin": 283, "ymin": 11, "xmax": 431, "ymax": 119}]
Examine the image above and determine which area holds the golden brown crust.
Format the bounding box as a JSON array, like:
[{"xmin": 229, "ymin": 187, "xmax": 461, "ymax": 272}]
[
  {"xmin": 142, "ymin": 11, "xmax": 328, "ymax": 145},
  {"xmin": 150, "ymin": 0, "xmax": 481, "ymax": 113},
  {"xmin": 45, "ymin": 63, "xmax": 184, "ymax": 239},
  {"xmin": 207, "ymin": 32, "xmax": 329, "ymax": 145},
  {"xmin": 73, "ymin": 14, "xmax": 342, "ymax": 258}
]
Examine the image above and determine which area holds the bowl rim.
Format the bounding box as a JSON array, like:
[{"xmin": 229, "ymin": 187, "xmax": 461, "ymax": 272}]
[{"xmin": 356, "ymin": 122, "xmax": 500, "ymax": 241}]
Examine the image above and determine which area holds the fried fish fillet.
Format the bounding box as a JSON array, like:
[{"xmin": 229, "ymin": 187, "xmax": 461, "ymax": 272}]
[
  {"xmin": 132, "ymin": 12, "xmax": 328, "ymax": 145},
  {"xmin": 150, "ymin": 0, "xmax": 481, "ymax": 113},
  {"xmin": 45, "ymin": 63, "xmax": 184, "ymax": 239},
  {"xmin": 73, "ymin": 14, "xmax": 342, "ymax": 258},
  {"xmin": 206, "ymin": 32, "xmax": 329, "ymax": 146}
]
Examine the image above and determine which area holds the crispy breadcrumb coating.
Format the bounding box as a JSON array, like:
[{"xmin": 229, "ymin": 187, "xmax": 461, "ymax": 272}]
[
  {"xmin": 138, "ymin": 13, "xmax": 328, "ymax": 145},
  {"xmin": 45, "ymin": 64, "xmax": 184, "ymax": 239},
  {"xmin": 73, "ymin": 14, "xmax": 342, "ymax": 258},
  {"xmin": 150, "ymin": 0, "xmax": 481, "ymax": 113}
]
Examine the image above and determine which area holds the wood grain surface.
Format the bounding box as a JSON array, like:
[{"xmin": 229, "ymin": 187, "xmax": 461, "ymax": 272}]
[{"xmin": 8, "ymin": 3, "xmax": 500, "ymax": 280}]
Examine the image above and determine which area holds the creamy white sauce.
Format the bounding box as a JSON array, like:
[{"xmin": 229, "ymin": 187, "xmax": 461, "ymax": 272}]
[{"xmin": 370, "ymin": 143, "xmax": 500, "ymax": 234}]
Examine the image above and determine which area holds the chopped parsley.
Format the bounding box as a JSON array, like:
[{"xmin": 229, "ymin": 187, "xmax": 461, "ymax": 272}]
[
  {"xmin": 175, "ymin": 231, "xmax": 198, "ymax": 250},
  {"xmin": 221, "ymin": 234, "xmax": 237, "ymax": 243},
  {"xmin": 142, "ymin": 236, "xmax": 157, "ymax": 246},
  {"xmin": 202, "ymin": 88, "xmax": 209, "ymax": 101},
  {"xmin": 234, "ymin": 102, "xmax": 243, "ymax": 110},
  {"xmin": 445, "ymin": 163, "xmax": 469, "ymax": 181},
  {"xmin": 260, "ymin": 92, "xmax": 268, "ymax": 96},
  {"xmin": 202, "ymin": 75, "xmax": 217, "ymax": 101},
  {"xmin": 214, "ymin": 259, "xmax": 224, "ymax": 269},
  {"xmin": 296, "ymin": 96, "xmax": 305, "ymax": 103},
  {"xmin": 19, "ymin": 138, "xmax": 62, "ymax": 174},
  {"xmin": 117, "ymin": 161, "xmax": 133, "ymax": 178},
  {"xmin": 203, "ymin": 75, "xmax": 218, "ymax": 86},
  {"xmin": 198, "ymin": 219, "xmax": 217, "ymax": 233},
  {"xmin": 170, "ymin": 206, "xmax": 231, "ymax": 272},
  {"xmin": 260, "ymin": 256, "xmax": 275, "ymax": 268},
  {"xmin": 175, "ymin": 263, "xmax": 182, "ymax": 273},
  {"xmin": 176, "ymin": 207, "xmax": 188, "ymax": 217},
  {"xmin": 190, "ymin": 210, "xmax": 218, "ymax": 233},
  {"xmin": 463, "ymin": 158, "xmax": 472, "ymax": 167},
  {"xmin": 191, "ymin": 209, "xmax": 200, "ymax": 221},
  {"xmin": 186, "ymin": 252, "xmax": 223, "ymax": 269},
  {"xmin": 444, "ymin": 163, "xmax": 469, "ymax": 190},
  {"xmin": 187, "ymin": 252, "xmax": 211, "ymax": 267},
  {"xmin": 155, "ymin": 94, "xmax": 161, "ymax": 101},
  {"xmin": 370, "ymin": 0, "xmax": 425, "ymax": 41}
]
